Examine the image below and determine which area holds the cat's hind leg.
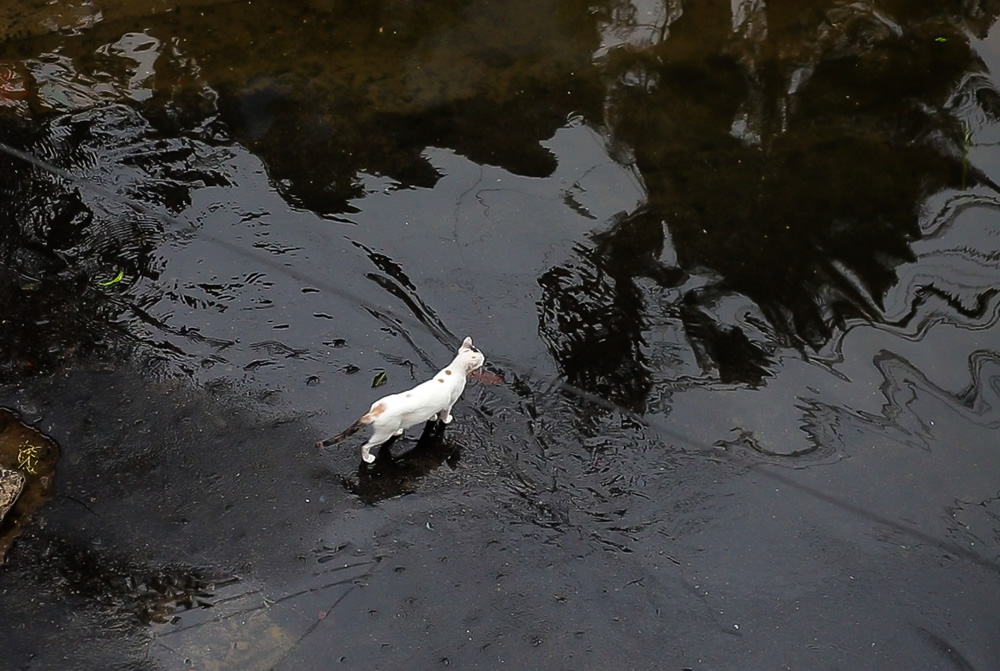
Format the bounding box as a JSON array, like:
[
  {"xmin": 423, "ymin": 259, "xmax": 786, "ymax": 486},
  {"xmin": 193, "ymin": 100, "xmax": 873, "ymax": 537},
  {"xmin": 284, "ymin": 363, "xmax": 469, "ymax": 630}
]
[{"xmin": 360, "ymin": 426, "xmax": 398, "ymax": 463}]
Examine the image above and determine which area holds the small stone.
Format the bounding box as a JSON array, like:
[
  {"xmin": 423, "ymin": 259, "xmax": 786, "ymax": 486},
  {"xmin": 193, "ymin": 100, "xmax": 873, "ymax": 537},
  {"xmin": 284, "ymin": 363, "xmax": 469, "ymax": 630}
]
[{"xmin": 0, "ymin": 467, "xmax": 25, "ymax": 523}]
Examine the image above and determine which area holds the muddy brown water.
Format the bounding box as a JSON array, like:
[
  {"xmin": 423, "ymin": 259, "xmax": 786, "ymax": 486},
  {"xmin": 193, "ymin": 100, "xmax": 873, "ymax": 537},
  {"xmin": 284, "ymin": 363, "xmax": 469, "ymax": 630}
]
[{"xmin": 1, "ymin": 1, "xmax": 1000, "ymax": 670}]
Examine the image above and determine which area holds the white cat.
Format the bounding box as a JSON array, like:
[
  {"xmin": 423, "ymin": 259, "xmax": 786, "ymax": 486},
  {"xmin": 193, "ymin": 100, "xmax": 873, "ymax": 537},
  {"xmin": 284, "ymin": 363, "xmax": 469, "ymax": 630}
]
[{"xmin": 317, "ymin": 337, "xmax": 485, "ymax": 463}]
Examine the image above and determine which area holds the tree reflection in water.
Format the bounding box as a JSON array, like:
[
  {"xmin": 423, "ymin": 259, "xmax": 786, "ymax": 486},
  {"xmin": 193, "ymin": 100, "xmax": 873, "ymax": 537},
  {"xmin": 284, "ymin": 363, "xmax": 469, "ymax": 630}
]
[
  {"xmin": 2, "ymin": 0, "xmax": 998, "ymax": 408},
  {"xmin": 538, "ymin": 0, "xmax": 999, "ymax": 410}
]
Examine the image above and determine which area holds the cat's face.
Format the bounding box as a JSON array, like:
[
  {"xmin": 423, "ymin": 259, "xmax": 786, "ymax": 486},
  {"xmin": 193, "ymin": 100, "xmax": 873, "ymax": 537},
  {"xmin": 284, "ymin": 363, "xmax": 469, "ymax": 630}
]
[{"xmin": 457, "ymin": 337, "xmax": 485, "ymax": 373}]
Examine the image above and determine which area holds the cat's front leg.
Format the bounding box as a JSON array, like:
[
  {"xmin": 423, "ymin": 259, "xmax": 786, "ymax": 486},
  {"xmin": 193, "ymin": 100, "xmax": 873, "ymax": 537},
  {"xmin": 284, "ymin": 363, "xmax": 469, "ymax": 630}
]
[{"xmin": 437, "ymin": 407, "xmax": 454, "ymax": 424}]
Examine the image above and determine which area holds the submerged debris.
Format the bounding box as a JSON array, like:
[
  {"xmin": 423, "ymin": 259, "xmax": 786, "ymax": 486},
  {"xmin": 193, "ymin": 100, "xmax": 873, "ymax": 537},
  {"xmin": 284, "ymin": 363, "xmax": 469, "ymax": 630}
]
[
  {"xmin": 0, "ymin": 408, "xmax": 60, "ymax": 562},
  {"xmin": 0, "ymin": 467, "xmax": 24, "ymax": 523}
]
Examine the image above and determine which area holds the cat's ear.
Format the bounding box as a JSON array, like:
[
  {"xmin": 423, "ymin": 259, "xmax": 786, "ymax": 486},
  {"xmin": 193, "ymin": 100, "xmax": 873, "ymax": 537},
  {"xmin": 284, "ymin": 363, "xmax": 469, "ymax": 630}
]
[{"xmin": 460, "ymin": 337, "xmax": 473, "ymax": 351}]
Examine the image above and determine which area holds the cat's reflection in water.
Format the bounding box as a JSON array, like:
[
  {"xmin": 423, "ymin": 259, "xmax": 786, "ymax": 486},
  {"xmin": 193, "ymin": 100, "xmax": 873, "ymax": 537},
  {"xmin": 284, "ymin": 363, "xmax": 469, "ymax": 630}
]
[{"xmin": 342, "ymin": 420, "xmax": 460, "ymax": 504}]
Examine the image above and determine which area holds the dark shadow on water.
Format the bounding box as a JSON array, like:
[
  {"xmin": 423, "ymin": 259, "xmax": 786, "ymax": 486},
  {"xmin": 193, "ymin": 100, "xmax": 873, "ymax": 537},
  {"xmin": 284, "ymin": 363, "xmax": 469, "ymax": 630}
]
[
  {"xmin": 341, "ymin": 420, "xmax": 461, "ymax": 505},
  {"xmin": 35, "ymin": 536, "xmax": 230, "ymax": 625}
]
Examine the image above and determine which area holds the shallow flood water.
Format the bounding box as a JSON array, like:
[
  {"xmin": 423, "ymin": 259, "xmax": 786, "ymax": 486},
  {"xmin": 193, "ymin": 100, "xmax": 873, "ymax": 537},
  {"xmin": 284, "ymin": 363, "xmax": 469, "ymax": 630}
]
[{"xmin": 1, "ymin": 1, "xmax": 1000, "ymax": 669}]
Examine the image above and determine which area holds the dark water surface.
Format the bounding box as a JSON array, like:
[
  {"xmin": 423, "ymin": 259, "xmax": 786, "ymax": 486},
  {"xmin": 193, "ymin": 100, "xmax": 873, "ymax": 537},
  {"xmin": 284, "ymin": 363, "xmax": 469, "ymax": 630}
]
[{"xmin": 2, "ymin": 1, "xmax": 999, "ymax": 669}]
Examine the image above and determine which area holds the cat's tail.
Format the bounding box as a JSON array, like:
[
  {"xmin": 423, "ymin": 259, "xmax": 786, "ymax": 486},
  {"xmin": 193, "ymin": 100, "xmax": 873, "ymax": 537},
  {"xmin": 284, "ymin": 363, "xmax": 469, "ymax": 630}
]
[{"xmin": 315, "ymin": 417, "xmax": 366, "ymax": 449}]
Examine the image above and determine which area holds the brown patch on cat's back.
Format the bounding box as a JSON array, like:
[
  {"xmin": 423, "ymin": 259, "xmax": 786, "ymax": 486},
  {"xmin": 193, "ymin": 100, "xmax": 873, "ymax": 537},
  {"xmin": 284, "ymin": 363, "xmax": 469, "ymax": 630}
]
[
  {"xmin": 437, "ymin": 378, "xmax": 445, "ymax": 383},
  {"xmin": 445, "ymin": 369, "xmax": 453, "ymax": 375},
  {"xmin": 370, "ymin": 402, "xmax": 387, "ymax": 417}
]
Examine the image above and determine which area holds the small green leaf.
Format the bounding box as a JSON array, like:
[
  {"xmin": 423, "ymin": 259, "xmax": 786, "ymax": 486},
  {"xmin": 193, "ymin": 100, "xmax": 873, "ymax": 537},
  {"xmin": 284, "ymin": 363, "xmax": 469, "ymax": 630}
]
[
  {"xmin": 98, "ymin": 270, "xmax": 124, "ymax": 286},
  {"xmin": 935, "ymin": 36, "xmax": 948, "ymax": 42},
  {"xmin": 372, "ymin": 371, "xmax": 388, "ymax": 388}
]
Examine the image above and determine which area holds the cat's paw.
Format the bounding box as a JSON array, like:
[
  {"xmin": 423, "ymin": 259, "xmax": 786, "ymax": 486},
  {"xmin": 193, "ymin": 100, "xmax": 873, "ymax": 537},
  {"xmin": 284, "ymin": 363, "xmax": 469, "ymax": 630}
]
[
  {"xmin": 362, "ymin": 451, "xmax": 376, "ymax": 463},
  {"xmin": 394, "ymin": 429, "xmax": 404, "ymax": 436},
  {"xmin": 441, "ymin": 414, "xmax": 454, "ymax": 424}
]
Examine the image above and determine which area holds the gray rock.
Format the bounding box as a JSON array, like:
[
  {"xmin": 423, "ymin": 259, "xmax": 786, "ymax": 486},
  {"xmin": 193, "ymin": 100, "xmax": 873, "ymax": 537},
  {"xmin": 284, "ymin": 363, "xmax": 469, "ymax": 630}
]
[{"xmin": 0, "ymin": 467, "xmax": 25, "ymax": 523}]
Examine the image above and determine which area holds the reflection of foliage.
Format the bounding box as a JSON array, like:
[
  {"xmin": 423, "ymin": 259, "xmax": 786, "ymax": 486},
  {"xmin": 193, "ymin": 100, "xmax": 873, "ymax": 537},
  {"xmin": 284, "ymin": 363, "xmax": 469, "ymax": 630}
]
[
  {"xmin": 183, "ymin": 0, "xmax": 605, "ymax": 215},
  {"xmin": 4, "ymin": 0, "xmax": 995, "ymax": 408},
  {"xmin": 538, "ymin": 249, "xmax": 650, "ymax": 412},
  {"xmin": 616, "ymin": 10, "xmax": 981, "ymax": 348},
  {"xmin": 538, "ymin": 209, "xmax": 774, "ymax": 405},
  {"xmin": 538, "ymin": 1, "xmax": 999, "ymax": 405},
  {"xmin": 0, "ymin": 105, "xmax": 226, "ymax": 379},
  {"xmin": 539, "ymin": 210, "xmax": 683, "ymax": 411},
  {"xmin": 0, "ymin": 121, "xmax": 123, "ymax": 378}
]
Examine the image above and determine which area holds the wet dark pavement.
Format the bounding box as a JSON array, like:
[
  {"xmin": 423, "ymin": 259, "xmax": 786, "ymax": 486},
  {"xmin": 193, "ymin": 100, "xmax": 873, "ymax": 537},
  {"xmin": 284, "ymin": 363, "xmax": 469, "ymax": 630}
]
[
  {"xmin": 8, "ymin": 355, "xmax": 998, "ymax": 670},
  {"xmin": 2, "ymin": 1, "xmax": 1000, "ymax": 670}
]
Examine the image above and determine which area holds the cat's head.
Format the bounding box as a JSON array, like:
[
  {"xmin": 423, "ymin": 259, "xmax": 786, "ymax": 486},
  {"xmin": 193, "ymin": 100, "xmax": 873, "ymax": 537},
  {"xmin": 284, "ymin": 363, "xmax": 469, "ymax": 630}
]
[{"xmin": 457, "ymin": 336, "xmax": 485, "ymax": 373}]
